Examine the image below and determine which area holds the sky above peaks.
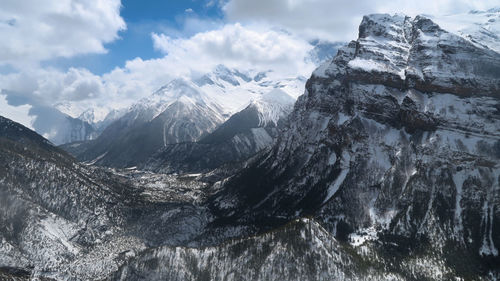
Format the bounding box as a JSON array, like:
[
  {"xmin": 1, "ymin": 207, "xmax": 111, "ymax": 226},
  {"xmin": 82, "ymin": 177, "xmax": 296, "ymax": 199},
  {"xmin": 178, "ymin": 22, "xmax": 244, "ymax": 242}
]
[{"xmin": 0, "ymin": 0, "xmax": 498, "ymax": 120}]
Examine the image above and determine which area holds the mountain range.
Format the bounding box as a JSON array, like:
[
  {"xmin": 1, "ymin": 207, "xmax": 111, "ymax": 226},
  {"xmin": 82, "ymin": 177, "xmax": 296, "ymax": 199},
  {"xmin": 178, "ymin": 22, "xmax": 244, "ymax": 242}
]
[
  {"xmin": 0, "ymin": 8, "xmax": 499, "ymax": 281},
  {"xmin": 62, "ymin": 65, "xmax": 304, "ymax": 170}
]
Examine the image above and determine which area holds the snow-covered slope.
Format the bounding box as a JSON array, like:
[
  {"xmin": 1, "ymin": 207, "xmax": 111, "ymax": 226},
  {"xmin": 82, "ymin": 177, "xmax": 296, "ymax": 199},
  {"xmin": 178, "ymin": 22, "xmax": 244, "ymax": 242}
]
[
  {"xmin": 114, "ymin": 218, "xmax": 413, "ymax": 281},
  {"xmin": 128, "ymin": 78, "xmax": 224, "ymax": 122},
  {"xmin": 0, "ymin": 115, "xmax": 212, "ymax": 280},
  {"xmin": 195, "ymin": 64, "xmax": 305, "ymax": 116},
  {"xmin": 250, "ymin": 88, "xmax": 295, "ymax": 127},
  {"xmin": 76, "ymin": 107, "xmax": 109, "ymax": 125}
]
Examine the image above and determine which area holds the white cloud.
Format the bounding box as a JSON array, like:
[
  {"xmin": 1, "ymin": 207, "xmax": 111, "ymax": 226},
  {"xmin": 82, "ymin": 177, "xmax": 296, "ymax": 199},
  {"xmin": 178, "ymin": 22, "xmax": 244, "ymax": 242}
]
[
  {"xmin": 0, "ymin": 0, "xmax": 125, "ymax": 68},
  {"xmin": 152, "ymin": 23, "xmax": 314, "ymax": 76},
  {"xmin": 0, "ymin": 67, "xmax": 105, "ymax": 105},
  {"xmin": 1, "ymin": 22, "xmax": 317, "ymax": 119},
  {"xmin": 223, "ymin": 0, "xmax": 499, "ymax": 41}
]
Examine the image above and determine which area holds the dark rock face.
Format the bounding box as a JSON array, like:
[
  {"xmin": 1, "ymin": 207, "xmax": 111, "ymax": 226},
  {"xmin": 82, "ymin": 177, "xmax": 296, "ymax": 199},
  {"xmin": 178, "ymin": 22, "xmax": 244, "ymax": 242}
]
[{"xmin": 208, "ymin": 14, "xmax": 500, "ymax": 279}]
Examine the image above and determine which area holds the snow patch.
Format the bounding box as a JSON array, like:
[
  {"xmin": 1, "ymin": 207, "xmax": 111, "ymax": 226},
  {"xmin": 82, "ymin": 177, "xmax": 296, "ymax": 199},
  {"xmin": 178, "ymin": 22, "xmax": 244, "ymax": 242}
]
[
  {"xmin": 480, "ymin": 201, "xmax": 499, "ymax": 257},
  {"xmin": 40, "ymin": 216, "xmax": 80, "ymax": 255},
  {"xmin": 349, "ymin": 227, "xmax": 378, "ymax": 247},
  {"xmin": 323, "ymin": 151, "xmax": 350, "ymax": 204},
  {"xmin": 328, "ymin": 152, "xmax": 337, "ymax": 165},
  {"xmin": 452, "ymin": 170, "xmax": 466, "ymax": 235},
  {"xmin": 337, "ymin": 112, "xmax": 349, "ymax": 125},
  {"xmin": 348, "ymin": 57, "xmax": 405, "ymax": 79}
]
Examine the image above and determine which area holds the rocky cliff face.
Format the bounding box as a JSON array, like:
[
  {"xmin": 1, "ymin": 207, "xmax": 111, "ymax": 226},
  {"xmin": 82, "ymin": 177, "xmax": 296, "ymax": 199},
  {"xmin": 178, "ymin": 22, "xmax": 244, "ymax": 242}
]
[{"xmin": 208, "ymin": 13, "xmax": 500, "ymax": 279}]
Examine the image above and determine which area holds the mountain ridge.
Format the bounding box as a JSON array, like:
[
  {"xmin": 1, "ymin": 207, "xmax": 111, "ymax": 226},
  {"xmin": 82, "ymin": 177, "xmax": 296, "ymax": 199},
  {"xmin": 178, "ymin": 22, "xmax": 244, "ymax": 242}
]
[
  {"xmin": 1, "ymin": 9, "xmax": 500, "ymax": 280},
  {"xmin": 205, "ymin": 12, "xmax": 500, "ymax": 279}
]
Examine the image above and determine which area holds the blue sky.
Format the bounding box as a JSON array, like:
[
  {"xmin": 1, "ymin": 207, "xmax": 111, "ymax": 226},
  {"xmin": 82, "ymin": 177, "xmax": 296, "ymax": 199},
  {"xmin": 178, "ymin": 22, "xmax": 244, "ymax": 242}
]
[{"xmin": 43, "ymin": 0, "xmax": 225, "ymax": 75}]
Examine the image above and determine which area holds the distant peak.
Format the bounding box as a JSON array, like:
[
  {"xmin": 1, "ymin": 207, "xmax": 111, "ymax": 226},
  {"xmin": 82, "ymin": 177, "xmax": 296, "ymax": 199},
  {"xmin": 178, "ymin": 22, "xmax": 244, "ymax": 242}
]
[
  {"xmin": 211, "ymin": 64, "xmax": 246, "ymax": 86},
  {"xmin": 214, "ymin": 64, "xmax": 232, "ymax": 73},
  {"xmin": 154, "ymin": 78, "xmax": 200, "ymax": 98}
]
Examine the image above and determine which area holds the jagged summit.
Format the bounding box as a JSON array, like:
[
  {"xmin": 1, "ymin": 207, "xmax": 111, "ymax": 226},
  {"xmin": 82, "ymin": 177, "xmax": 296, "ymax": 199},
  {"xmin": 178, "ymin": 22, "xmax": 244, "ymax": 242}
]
[
  {"xmin": 194, "ymin": 65, "xmax": 252, "ymax": 88},
  {"xmin": 314, "ymin": 13, "xmax": 500, "ymax": 98},
  {"xmin": 154, "ymin": 78, "xmax": 202, "ymax": 98},
  {"xmin": 131, "ymin": 78, "xmax": 221, "ymax": 122}
]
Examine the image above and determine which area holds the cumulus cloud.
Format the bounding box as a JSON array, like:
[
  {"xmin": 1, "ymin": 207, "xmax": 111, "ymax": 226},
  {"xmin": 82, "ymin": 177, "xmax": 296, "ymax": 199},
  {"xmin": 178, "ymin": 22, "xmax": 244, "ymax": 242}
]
[
  {"xmin": 0, "ymin": 0, "xmax": 125, "ymax": 68},
  {"xmin": 152, "ymin": 23, "xmax": 314, "ymax": 76},
  {"xmin": 223, "ymin": 0, "xmax": 499, "ymax": 41},
  {"xmin": 0, "ymin": 21, "xmax": 317, "ymax": 117},
  {"xmin": 0, "ymin": 67, "xmax": 104, "ymax": 105}
]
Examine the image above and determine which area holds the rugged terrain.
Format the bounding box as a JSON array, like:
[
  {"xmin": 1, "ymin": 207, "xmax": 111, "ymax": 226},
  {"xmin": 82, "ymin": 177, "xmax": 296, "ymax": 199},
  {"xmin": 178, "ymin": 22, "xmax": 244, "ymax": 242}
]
[
  {"xmin": 207, "ymin": 12, "xmax": 500, "ymax": 279},
  {"xmin": 64, "ymin": 66, "xmax": 304, "ymax": 169},
  {"xmin": 143, "ymin": 88, "xmax": 294, "ymax": 174},
  {"xmin": 1, "ymin": 9, "xmax": 499, "ymax": 281},
  {"xmin": 0, "ymin": 116, "xmax": 213, "ymax": 280}
]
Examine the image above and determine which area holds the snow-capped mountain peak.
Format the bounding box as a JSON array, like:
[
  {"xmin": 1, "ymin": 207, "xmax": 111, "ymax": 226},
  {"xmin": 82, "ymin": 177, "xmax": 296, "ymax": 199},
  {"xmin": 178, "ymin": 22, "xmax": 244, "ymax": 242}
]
[
  {"xmin": 129, "ymin": 77, "xmax": 221, "ymax": 122},
  {"xmin": 154, "ymin": 78, "xmax": 202, "ymax": 99},
  {"xmin": 314, "ymin": 13, "xmax": 500, "ymax": 98},
  {"xmin": 77, "ymin": 108, "xmax": 109, "ymax": 124}
]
